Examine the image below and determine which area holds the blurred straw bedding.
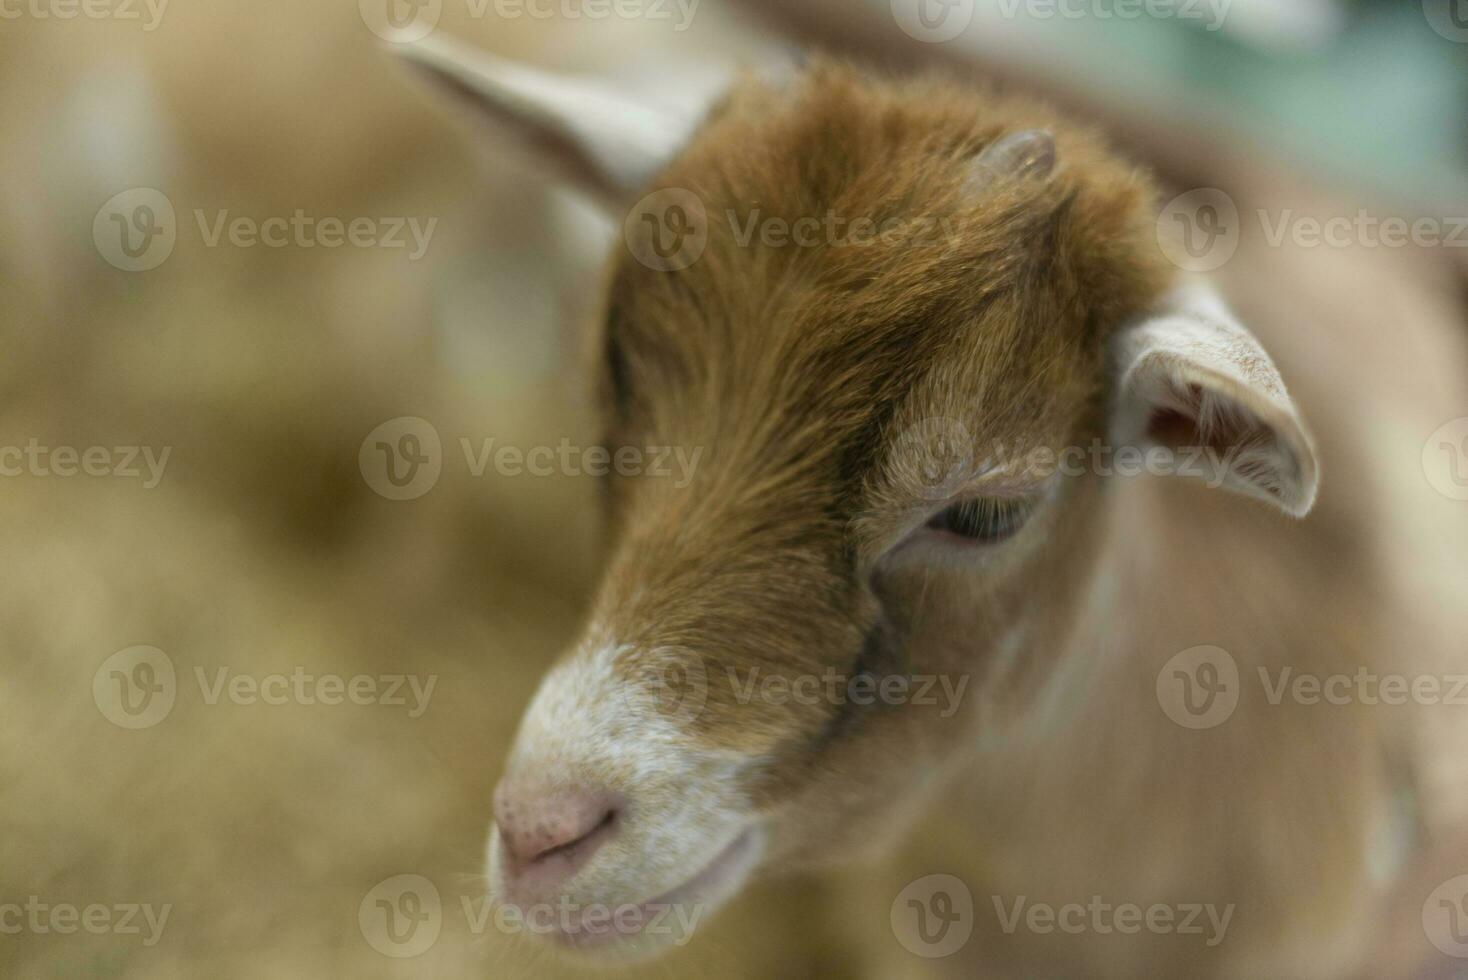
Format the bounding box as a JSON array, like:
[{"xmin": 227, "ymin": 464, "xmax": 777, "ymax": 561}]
[{"xmin": 0, "ymin": 3, "xmax": 857, "ymax": 977}]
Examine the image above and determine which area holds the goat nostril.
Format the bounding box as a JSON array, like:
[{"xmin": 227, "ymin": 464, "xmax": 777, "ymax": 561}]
[
  {"xmin": 493, "ymin": 787, "xmax": 622, "ymax": 875},
  {"xmin": 527, "ymin": 807, "xmax": 617, "ymax": 866}
]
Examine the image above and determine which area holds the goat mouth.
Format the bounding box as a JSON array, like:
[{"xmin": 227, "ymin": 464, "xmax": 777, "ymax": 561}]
[{"xmin": 549, "ymin": 827, "xmax": 762, "ymax": 951}]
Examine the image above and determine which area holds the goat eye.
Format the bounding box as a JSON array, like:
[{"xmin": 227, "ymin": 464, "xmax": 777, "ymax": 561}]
[{"xmin": 927, "ymin": 497, "xmax": 1032, "ymax": 543}]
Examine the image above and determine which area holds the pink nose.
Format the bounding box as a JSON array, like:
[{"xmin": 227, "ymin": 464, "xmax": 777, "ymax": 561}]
[{"xmin": 493, "ymin": 782, "xmax": 621, "ymax": 883}]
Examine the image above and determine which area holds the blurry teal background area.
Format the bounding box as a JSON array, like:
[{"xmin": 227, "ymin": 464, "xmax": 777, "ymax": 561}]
[{"xmin": 967, "ymin": 0, "xmax": 1468, "ymax": 208}]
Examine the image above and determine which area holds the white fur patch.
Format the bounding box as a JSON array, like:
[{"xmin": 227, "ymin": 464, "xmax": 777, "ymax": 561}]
[{"xmin": 491, "ymin": 636, "xmax": 755, "ymax": 919}]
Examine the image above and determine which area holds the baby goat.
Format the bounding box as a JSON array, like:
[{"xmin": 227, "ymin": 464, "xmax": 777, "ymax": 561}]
[{"xmin": 395, "ymin": 37, "xmax": 1468, "ymax": 978}]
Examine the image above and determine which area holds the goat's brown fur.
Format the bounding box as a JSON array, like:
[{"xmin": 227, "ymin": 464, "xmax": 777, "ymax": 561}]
[
  {"xmin": 592, "ymin": 60, "xmax": 1170, "ymax": 755},
  {"xmin": 470, "ymin": 56, "xmax": 1468, "ymax": 979}
]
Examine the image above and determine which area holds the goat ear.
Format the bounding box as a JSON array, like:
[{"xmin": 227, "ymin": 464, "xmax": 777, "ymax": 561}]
[
  {"xmin": 388, "ymin": 34, "xmax": 698, "ymax": 207},
  {"xmin": 1109, "ymin": 282, "xmax": 1320, "ymax": 517}
]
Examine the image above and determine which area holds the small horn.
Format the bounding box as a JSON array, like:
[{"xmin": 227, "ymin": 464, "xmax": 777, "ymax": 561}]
[{"xmin": 968, "ymin": 129, "xmax": 1057, "ymax": 192}]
